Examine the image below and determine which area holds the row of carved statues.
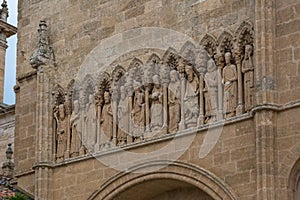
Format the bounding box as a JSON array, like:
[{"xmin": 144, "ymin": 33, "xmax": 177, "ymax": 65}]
[
  {"xmin": 53, "ymin": 20, "xmax": 255, "ymax": 161},
  {"xmin": 53, "ymin": 45, "xmax": 254, "ymax": 161}
]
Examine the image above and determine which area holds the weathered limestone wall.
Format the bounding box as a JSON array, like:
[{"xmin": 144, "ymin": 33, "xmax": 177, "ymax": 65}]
[
  {"xmin": 14, "ymin": 75, "xmax": 36, "ymax": 194},
  {"xmin": 276, "ymin": 0, "xmax": 300, "ymax": 104},
  {"xmin": 17, "ymin": 0, "xmax": 255, "ymax": 87},
  {"xmin": 51, "ymin": 119, "xmax": 256, "ymax": 200},
  {"xmin": 15, "ymin": 0, "xmax": 256, "ymax": 198},
  {"xmin": 14, "ymin": 0, "xmax": 300, "ymax": 199}
]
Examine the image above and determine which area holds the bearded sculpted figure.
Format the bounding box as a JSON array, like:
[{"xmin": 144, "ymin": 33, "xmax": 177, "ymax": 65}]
[
  {"xmin": 242, "ymin": 45, "xmax": 254, "ymax": 112},
  {"xmin": 131, "ymin": 81, "xmax": 145, "ymax": 141},
  {"xmin": 204, "ymin": 59, "xmax": 218, "ymax": 123},
  {"xmin": 150, "ymin": 75, "xmax": 163, "ymax": 131},
  {"xmin": 54, "ymin": 104, "xmax": 68, "ymax": 161},
  {"xmin": 70, "ymin": 100, "xmax": 81, "ymax": 157},
  {"xmin": 100, "ymin": 91, "xmax": 113, "ymax": 145},
  {"xmin": 168, "ymin": 70, "xmax": 181, "ymax": 133},
  {"xmin": 85, "ymin": 94, "xmax": 97, "ymax": 151},
  {"xmin": 223, "ymin": 52, "xmax": 237, "ymax": 118},
  {"xmin": 184, "ymin": 64, "xmax": 199, "ymax": 128},
  {"xmin": 117, "ymin": 86, "xmax": 129, "ymax": 145}
]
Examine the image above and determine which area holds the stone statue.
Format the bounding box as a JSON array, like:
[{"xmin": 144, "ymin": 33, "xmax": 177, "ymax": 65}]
[
  {"xmin": 85, "ymin": 94, "xmax": 97, "ymax": 151},
  {"xmin": 70, "ymin": 100, "xmax": 81, "ymax": 157},
  {"xmin": 184, "ymin": 64, "xmax": 199, "ymax": 128},
  {"xmin": 100, "ymin": 92, "xmax": 113, "ymax": 145},
  {"xmin": 204, "ymin": 59, "xmax": 218, "ymax": 123},
  {"xmin": 117, "ymin": 86, "xmax": 129, "ymax": 145},
  {"xmin": 242, "ymin": 45, "xmax": 254, "ymax": 112},
  {"xmin": 131, "ymin": 81, "xmax": 145, "ymax": 141},
  {"xmin": 168, "ymin": 70, "xmax": 181, "ymax": 133},
  {"xmin": 54, "ymin": 104, "xmax": 68, "ymax": 161},
  {"xmin": 150, "ymin": 75, "xmax": 163, "ymax": 131},
  {"xmin": 223, "ymin": 52, "xmax": 237, "ymax": 118}
]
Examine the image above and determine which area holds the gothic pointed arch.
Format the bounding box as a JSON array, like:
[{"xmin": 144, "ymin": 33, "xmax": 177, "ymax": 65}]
[
  {"xmin": 200, "ymin": 33, "xmax": 218, "ymax": 58},
  {"xmin": 289, "ymin": 158, "xmax": 300, "ymax": 200},
  {"xmin": 162, "ymin": 47, "xmax": 179, "ymax": 71},
  {"xmin": 218, "ymin": 30, "xmax": 234, "ymax": 54},
  {"xmin": 97, "ymin": 72, "xmax": 111, "ymax": 92},
  {"xmin": 82, "ymin": 75, "xmax": 96, "ymax": 105},
  {"xmin": 180, "ymin": 41, "xmax": 197, "ymax": 65},
  {"xmin": 146, "ymin": 53, "xmax": 161, "ymax": 65},
  {"xmin": 52, "ymin": 84, "xmax": 66, "ymax": 107},
  {"xmin": 65, "ymin": 79, "xmax": 75, "ymax": 114},
  {"xmin": 234, "ymin": 21, "xmax": 255, "ymax": 53},
  {"xmin": 88, "ymin": 160, "xmax": 237, "ymax": 200},
  {"xmin": 112, "ymin": 65, "xmax": 126, "ymax": 87},
  {"xmin": 128, "ymin": 58, "xmax": 144, "ymax": 82}
]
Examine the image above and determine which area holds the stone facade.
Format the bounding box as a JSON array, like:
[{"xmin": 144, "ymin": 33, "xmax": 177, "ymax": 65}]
[
  {"xmin": 14, "ymin": 0, "xmax": 300, "ymax": 199},
  {"xmin": 0, "ymin": 104, "xmax": 14, "ymax": 170}
]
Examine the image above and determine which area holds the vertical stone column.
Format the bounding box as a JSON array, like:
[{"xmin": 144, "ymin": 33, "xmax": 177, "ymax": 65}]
[
  {"xmin": 0, "ymin": 0, "xmax": 16, "ymax": 103},
  {"xmin": 30, "ymin": 21, "xmax": 55, "ymax": 200},
  {"xmin": 0, "ymin": 38, "xmax": 7, "ymax": 102},
  {"xmin": 161, "ymin": 65, "xmax": 169, "ymax": 134},
  {"xmin": 235, "ymin": 51, "xmax": 244, "ymax": 115},
  {"xmin": 127, "ymin": 77, "xmax": 134, "ymax": 143},
  {"xmin": 144, "ymin": 85, "xmax": 150, "ymax": 133},
  {"xmin": 64, "ymin": 97, "xmax": 72, "ymax": 159},
  {"xmin": 178, "ymin": 62, "xmax": 186, "ymax": 130},
  {"xmin": 112, "ymin": 92, "xmax": 118, "ymax": 146},
  {"xmin": 198, "ymin": 72, "xmax": 205, "ymax": 125},
  {"xmin": 216, "ymin": 54, "xmax": 224, "ymax": 120},
  {"xmin": 95, "ymin": 91, "xmax": 102, "ymax": 152},
  {"xmin": 79, "ymin": 89, "xmax": 87, "ymax": 154},
  {"xmin": 254, "ymin": 0, "xmax": 277, "ymax": 199}
]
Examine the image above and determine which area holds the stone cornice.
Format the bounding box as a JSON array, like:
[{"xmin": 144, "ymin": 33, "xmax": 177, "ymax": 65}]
[
  {"xmin": 14, "ymin": 170, "xmax": 35, "ymax": 178},
  {"xmin": 0, "ymin": 20, "xmax": 17, "ymax": 38},
  {"xmin": 16, "ymin": 70, "xmax": 37, "ymax": 83},
  {"xmin": 0, "ymin": 40, "xmax": 7, "ymax": 49},
  {"xmin": 32, "ymin": 162, "xmax": 53, "ymax": 170},
  {"xmin": 17, "ymin": 100, "xmax": 300, "ymax": 170}
]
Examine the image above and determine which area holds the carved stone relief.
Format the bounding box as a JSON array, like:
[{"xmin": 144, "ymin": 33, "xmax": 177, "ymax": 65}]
[
  {"xmin": 168, "ymin": 70, "xmax": 181, "ymax": 133},
  {"xmin": 52, "ymin": 21, "xmax": 255, "ymax": 161},
  {"xmin": 223, "ymin": 52, "xmax": 237, "ymax": 118},
  {"xmin": 242, "ymin": 45, "xmax": 254, "ymax": 112}
]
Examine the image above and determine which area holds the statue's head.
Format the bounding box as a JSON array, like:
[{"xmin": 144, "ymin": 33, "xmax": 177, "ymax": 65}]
[
  {"xmin": 59, "ymin": 104, "xmax": 65, "ymax": 119},
  {"xmin": 104, "ymin": 91, "xmax": 111, "ymax": 104},
  {"xmin": 73, "ymin": 100, "xmax": 80, "ymax": 114},
  {"xmin": 152, "ymin": 75, "xmax": 160, "ymax": 87},
  {"xmin": 207, "ymin": 59, "xmax": 217, "ymax": 72},
  {"xmin": 225, "ymin": 52, "xmax": 232, "ymax": 64},
  {"xmin": 245, "ymin": 45, "xmax": 253, "ymax": 59},
  {"xmin": 89, "ymin": 94, "xmax": 94, "ymax": 104},
  {"xmin": 120, "ymin": 86, "xmax": 126, "ymax": 99},
  {"xmin": 170, "ymin": 70, "xmax": 179, "ymax": 82},
  {"xmin": 185, "ymin": 65, "xmax": 194, "ymax": 82}
]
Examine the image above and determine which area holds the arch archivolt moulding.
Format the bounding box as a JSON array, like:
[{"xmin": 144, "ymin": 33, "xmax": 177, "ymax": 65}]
[{"xmin": 88, "ymin": 160, "xmax": 238, "ymax": 200}]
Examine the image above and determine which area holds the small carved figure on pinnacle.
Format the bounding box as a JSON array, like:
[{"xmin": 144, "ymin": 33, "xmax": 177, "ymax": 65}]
[
  {"xmin": 0, "ymin": 0, "xmax": 8, "ymax": 22},
  {"xmin": 30, "ymin": 21, "xmax": 55, "ymax": 68}
]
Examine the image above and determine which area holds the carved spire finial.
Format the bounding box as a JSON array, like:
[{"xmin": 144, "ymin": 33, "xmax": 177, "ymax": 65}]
[
  {"xmin": 2, "ymin": 143, "xmax": 15, "ymax": 178},
  {"xmin": 30, "ymin": 20, "xmax": 55, "ymax": 69},
  {"xmin": 0, "ymin": 0, "xmax": 9, "ymax": 22}
]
